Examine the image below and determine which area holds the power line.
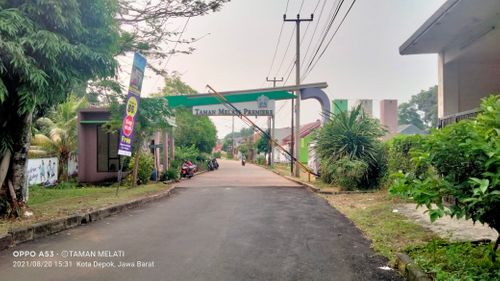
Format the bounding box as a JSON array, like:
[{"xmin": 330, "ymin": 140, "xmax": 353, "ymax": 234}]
[
  {"xmin": 303, "ymin": 0, "xmax": 345, "ymax": 77},
  {"xmin": 300, "ymin": 0, "xmax": 329, "ymax": 74},
  {"xmin": 265, "ymin": 0, "xmax": 291, "ymax": 78},
  {"xmin": 302, "ymin": 0, "xmax": 356, "ymax": 81},
  {"xmin": 272, "ymin": 0, "xmax": 306, "ymax": 78}
]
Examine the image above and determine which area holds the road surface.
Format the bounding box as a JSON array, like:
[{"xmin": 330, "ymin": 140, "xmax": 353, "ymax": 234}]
[{"xmin": 0, "ymin": 160, "xmax": 402, "ymax": 281}]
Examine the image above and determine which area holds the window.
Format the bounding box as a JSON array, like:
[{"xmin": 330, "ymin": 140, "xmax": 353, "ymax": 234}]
[{"xmin": 97, "ymin": 126, "xmax": 120, "ymax": 172}]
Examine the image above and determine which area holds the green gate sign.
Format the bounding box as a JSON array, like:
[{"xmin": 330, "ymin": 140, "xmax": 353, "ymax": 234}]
[{"xmin": 165, "ymin": 90, "xmax": 295, "ymax": 109}]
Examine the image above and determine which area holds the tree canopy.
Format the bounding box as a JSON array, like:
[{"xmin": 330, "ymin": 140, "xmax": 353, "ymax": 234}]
[
  {"xmin": 0, "ymin": 0, "xmax": 120, "ymax": 204},
  {"xmin": 155, "ymin": 76, "xmax": 217, "ymax": 154},
  {"xmin": 398, "ymin": 86, "xmax": 438, "ymax": 130}
]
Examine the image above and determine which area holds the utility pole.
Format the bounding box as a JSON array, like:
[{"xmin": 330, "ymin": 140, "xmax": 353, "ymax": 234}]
[
  {"xmin": 265, "ymin": 77, "xmax": 282, "ymax": 166},
  {"xmin": 231, "ymin": 116, "xmax": 235, "ymax": 159},
  {"xmin": 284, "ymin": 13, "xmax": 313, "ymax": 177},
  {"xmin": 266, "ymin": 77, "xmax": 283, "ymax": 88}
]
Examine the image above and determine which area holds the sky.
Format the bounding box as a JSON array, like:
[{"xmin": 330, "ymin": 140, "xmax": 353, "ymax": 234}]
[{"xmin": 121, "ymin": 0, "xmax": 447, "ymax": 139}]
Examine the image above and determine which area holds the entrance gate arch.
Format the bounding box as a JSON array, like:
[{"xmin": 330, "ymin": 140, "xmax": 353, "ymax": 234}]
[{"xmin": 164, "ymin": 82, "xmax": 329, "ymax": 173}]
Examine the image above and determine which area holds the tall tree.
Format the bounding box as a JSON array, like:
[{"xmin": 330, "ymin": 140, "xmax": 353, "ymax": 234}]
[
  {"xmin": 174, "ymin": 108, "xmax": 217, "ymax": 154},
  {"xmin": 398, "ymin": 103, "xmax": 425, "ymax": 130},
  {"xmin": 398, "ymin": 86, "xmax": 438, "ymax": 129},
  {"xmin": 0, "ymin": 1, "xmax": 119, "ymax": 211},
  {"xmin": 155, "ymin": 76, "xmax": 217, "ymax": 154}
]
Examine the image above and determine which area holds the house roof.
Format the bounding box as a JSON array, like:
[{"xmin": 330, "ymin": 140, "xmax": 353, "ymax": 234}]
[
  {"xmin": 397, "ymin": 124, "xmax": 428, "ymax": 135},
  {"xmin": 282, "ymin": 120, "xmax": 321, "ymax": 144},
  {"xmin": 400, "ymin": 0, "xmax": 500, "ymax": 55}
]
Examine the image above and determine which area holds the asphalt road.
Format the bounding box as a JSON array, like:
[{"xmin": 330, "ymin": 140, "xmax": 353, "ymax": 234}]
[{"xmin": 0, "ymin": 160, "xmax": 402, "ymax": 281}]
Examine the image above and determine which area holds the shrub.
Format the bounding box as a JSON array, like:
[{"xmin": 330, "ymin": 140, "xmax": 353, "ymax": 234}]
[
  {"xmin": 213, "ymin": 151, "xmax": 222, "ymax": 159},
  {"xmin": 172, "ymin": 145, "xmax": 200, "ymax": 169},
  {"xmin": 256, "ymin": 155, "xmax": 266, "ymax": 165},
  {"xmin": 129, "ymin": 152, "xmax": 154, "ymax": 185},
  {"xmin": 161, "ymin": 168, "xmax": 179, "ymax": 181},
  {"xmin": 331, "ymin": 157, "xmax": 368, "ymax": 190},
  {"xmin": 316, "ymin": 105, "xmax": 387, "ymax": 189},
  {"xmin": 386, "ymin": 134, "xmax": 429, "ymax": 179},
  {"xmin": 390, "ymin": 95, "xmax": 500, "ymax": 261}
]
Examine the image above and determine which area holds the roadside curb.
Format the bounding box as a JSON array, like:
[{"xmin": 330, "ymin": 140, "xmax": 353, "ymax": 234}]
[
  {"xmin": 269, "ymin": 169, "xmax": 376, "ymax": 195},
  {"xmin": 395, "ymin": 252, "xmax": 431, "ymax": 281},
  {"xmin": 268, "ymin": 169, "xmax": 319, "ymax": 192},
  {"xmin": 0, "ymin": 182, "xmax": 178, "ymax": 252}
]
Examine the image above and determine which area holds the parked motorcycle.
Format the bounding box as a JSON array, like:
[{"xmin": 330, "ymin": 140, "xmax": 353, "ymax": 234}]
[
  {"xmin": 180, "ymin": 160, "xmax": 196, "ymax": 178},
  {"xmin": 207, "ymin": 159, "xmax": 215, "ymax": 171},
  {"xmin": 212, "ymin": 158, "xmax": 219, "ymax": 170}
]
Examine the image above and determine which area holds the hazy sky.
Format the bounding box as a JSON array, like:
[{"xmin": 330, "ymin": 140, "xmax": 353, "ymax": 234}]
[{"xmin": 124, "ymin": 0, "xmax": 447, "ymax": 138}]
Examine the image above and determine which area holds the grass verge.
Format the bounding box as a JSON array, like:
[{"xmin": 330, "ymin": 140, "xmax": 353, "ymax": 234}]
[
  {"xmin": 320, "ymin": 189, "xmax": 500, "ymax": 280},
  {"xmin": 0, "ymin": 182, "xmax": 170, "ymax": 235},
  {"xmin": 320, "ymin": 191, "xmax": 436, "ymax": 264}
]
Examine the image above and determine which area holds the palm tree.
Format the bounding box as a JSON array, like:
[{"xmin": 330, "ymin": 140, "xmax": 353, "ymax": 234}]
[{"xmin": 32, "ymin": 95, "xmax": 88, "ymax": 181}]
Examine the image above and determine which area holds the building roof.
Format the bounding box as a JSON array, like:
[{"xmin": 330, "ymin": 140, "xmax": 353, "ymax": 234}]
[
  {"xmin": 397, "ymin": 124, "xmax": 428, "ymax": 135},
  {"xmin": 282, "ymin": 120, "xmax": 322, "ymax": 144},
  {"xmin": 273, "ymin": 127, "xmax": 291, "ymax": 143},
  {"xmin": 400, "ymin": 0, "xmax": 500, "ymax": 55}
]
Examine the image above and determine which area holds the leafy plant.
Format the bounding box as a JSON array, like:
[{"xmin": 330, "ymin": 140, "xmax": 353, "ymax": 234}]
[
  {"xmin": 128, "ymin": 153, "xmax": 154, "ymax": 185},
  {"xmin": 386, "ymin": 134, "xmax": 429, "ymax": 180},
  {"xmin": 161, "ymin": 168, "xmax": 180, "ymax": 181},
  {"xmin": 390, "ymin": 95, "xmax": 500, "ymax": 261},
  {"xmin": 407, "ymin": 240, "xmax": 500, "ymax": 280},
  {"xmin": 213, "ymin": 151, "xmax": 222, "ymax": 159},
  {"xmin": 328, "ymin": 157, "xmax": 369, "ymax": 191},
  {"xmin": 315, "ymin": 104, "xmax": 387, "ymax": 189},
  {"xmin": 256, "ymin": 155, "xmax": 266, "ymax": 165},
  {"xmin": 32, "ymin": 94, "xmax": 88, "ymax": 181}
]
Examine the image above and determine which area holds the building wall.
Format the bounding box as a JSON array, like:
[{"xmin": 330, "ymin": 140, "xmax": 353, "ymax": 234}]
[
  {"xmin": 299, "ymin": 134, "xmax": 313, "ymax": 164},
  {"xmin": 353, "ymin": 99, "xmax": 373, "ymax": 116},
  {"xmin": 78, "ymin": 109, "xmax": 118, "ymax": 183},
  {"xmin": 440, "ymin": 58, "xmax": 500, "ymax": 117},
  {"xmin": 333, "ymin": 99, "xmax": 348, "ymax": 114},
  {"xmin": 380, "ymin": 99, "xmax": 398, "ymax": 138}
]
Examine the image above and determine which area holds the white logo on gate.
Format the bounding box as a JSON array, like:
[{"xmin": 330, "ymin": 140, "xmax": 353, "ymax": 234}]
[{"xmin": 257, "ymin": 95, "xmax": 269, "ymax": 108}]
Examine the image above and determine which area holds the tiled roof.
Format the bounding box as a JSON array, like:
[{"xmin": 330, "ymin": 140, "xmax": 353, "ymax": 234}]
[{"xmin": 282, "ymin": 120, "xmax": 321, "ymax": 144}]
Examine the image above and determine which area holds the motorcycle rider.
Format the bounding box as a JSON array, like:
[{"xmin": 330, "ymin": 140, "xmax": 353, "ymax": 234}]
[{"xmin": 240, "ymin": 153, "xmax": 246, "ymax": 166}]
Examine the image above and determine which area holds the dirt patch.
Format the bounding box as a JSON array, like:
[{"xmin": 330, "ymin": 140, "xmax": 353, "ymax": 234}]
[{"xmin": 396, "ymin": 203, "xmax": 498, "ymax": 242}]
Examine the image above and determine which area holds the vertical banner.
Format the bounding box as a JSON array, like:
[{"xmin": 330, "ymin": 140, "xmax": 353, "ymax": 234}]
[{"xmin": 118, "ymin": 53, "xmax": 147, "ymax": 157}]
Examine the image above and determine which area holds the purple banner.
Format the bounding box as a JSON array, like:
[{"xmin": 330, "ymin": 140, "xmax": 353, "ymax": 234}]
[{"xmin": 118, "ymin": 53, "xmax": 147, "ymax": 157}]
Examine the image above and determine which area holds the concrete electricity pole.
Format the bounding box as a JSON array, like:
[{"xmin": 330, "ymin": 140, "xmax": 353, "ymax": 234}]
[
  {"xmin": 284, "ymin": 14, "xmax": 313, "ymax": 177},
  {"xmin": 265, "ymin": 77, "xmax": 283, "ymax": 166}
]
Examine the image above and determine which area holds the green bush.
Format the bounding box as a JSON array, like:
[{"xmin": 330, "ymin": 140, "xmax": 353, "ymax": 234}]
[
  {"xmin": 129, "ymin": 152, "xmax": 154, "ymax": 185},
  {"xmin": 172, "ymin": 145, "xmax": 200, "ymax": 169},
  {"xmin": 161, "ymin": 167, "xmax": 179, "ymax": 181},
  {"xmin": 407, "ymin": 240, "xmax": 500, "ymax": 280},
  {"xmin": 256, "ymin": 155, "xmax": 266, "ymax": 165},
  {"xmin": 386, "ymin": 134, "xmax": 429, "ymax": 179},
  {"xmin": 213, "ymin": 151, "xmax": 222, "ymax": 159},
  {"xmin": 390, "ymin": 95, "xmax": 500, "ymax": 261},
  {"xmin": 331, "ymin": 157, "xmax": 369, "ymax": 190},
  {"xmin": 316, "ymin": 105, "xmax": 387, "ymax": 189}
]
